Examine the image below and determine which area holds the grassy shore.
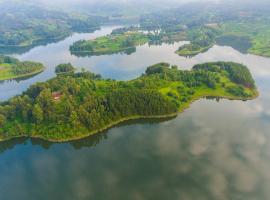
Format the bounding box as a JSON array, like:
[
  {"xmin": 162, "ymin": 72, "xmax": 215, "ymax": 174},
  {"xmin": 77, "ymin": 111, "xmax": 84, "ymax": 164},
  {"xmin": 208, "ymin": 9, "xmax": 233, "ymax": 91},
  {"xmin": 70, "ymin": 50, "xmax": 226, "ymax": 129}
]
[{"xmin": 0, "ymin": 63, "xmax": 45, "ymax": 81}]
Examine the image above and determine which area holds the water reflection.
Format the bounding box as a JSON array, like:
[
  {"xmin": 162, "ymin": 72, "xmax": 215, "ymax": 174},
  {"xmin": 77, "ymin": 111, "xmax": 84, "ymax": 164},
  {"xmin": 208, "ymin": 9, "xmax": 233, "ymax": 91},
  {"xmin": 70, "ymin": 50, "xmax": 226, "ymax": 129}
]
[
  {"xmin": 0, "ymin": 26, "xmax": 270, "ymax": 199},
  {"xmin": 1, "ymin": 98, "xmax": 270, "ymax": 200},
  {"xmin": 0, "ymin": 37, "xmax": 70, "ymax": 55},
  {"xmin": 216, "ymin": 35, "xmax": 252, "ymax": 54},
  {"xmin": 0, "ymin": 116, "xmax": 176, "ymax": 154},
  {"xmin": 0, "ymin": 70, "xmax": 44, "ymax": 85},
  {"xmin": 70, "ymin": 46, "xmax": 136, "ymax": 57}
]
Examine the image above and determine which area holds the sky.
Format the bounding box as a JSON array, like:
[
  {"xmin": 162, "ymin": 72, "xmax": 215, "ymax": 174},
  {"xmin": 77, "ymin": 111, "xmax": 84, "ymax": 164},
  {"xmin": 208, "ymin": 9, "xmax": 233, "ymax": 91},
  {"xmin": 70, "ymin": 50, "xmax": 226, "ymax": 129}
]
[{"xmin": 1, "ymin": 0, "xmax": 269, "ymax": 15}]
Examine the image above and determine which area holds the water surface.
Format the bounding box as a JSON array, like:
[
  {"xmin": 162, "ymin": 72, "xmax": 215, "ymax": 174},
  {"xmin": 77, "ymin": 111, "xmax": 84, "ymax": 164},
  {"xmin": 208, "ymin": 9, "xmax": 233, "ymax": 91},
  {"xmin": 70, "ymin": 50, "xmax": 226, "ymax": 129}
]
[{"xmin": 0, "ymin": 26, "xmax": 270, "ymax": 200}]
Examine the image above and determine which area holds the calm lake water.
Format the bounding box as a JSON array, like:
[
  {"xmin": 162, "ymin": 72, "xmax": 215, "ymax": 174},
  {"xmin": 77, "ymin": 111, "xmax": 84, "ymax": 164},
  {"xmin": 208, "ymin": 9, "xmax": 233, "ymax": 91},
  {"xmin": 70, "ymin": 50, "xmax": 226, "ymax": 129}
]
[{"xmin": 1, "ymin": 26, "xmax": 270, "ymax": 200}]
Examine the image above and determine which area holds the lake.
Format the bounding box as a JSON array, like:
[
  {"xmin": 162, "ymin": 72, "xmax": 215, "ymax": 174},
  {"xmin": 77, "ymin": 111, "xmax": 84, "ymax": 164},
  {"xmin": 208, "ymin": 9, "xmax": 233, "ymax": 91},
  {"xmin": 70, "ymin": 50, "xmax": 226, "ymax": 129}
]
[{"xmin": 0, "ymin": 26, "xmax": 270, "ymax": 200}]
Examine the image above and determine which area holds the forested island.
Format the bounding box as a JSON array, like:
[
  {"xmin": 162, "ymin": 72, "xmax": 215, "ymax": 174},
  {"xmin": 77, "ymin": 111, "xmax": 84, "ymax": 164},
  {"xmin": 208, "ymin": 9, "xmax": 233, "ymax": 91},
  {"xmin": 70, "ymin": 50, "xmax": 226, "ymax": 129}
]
[
  {"xmin": 70, "ymin": 32, "xmax": 149, "ymax": 56},
  {"xmin": 175, "ymin": 27, "xmax": 218, "ymax": 57},
  {"xmin": 0, "ymin": 55, "xmax": 45, "ymax": 80},
  {"xmin": 55, "ymin": 63, "xmax": 76, "ymax": 74},
  {"xmin": 0, "ymin": 62, "xmax": 257, "ymax": 142},
  {"xmin": 176, "ymin": 43, "xmax": 213, "ymax": 57}
]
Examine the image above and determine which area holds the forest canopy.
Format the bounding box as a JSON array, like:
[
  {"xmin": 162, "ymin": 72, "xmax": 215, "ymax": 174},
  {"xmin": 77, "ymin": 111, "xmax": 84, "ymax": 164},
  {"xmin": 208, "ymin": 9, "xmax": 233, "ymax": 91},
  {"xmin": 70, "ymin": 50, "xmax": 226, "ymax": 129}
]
[
  {"xmin": 0, "ymin": 62, "xmax": 257, "ymax": 142},
  {"xmin": 55, "ymin": 63, "xmax": 76, "ymax": 74}
]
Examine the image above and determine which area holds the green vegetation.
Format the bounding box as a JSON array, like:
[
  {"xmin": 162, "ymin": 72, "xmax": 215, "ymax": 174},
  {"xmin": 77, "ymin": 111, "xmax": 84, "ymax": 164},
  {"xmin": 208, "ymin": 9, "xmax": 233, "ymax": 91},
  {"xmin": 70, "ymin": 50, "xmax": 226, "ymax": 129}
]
[
  {"xmin": 217, "ymin": 21, "xmax": 270, "ymax": 57},
  {"xmin": 55, "ymin": 63, "xmax": 75, "ymax": 74},
  {"xmin": 175, "ymin": 27, "xmax": 219, "ymax": 57},
  {"xmin": 176, "ymin": 43, "xmax": 213, "ymax": 57},
  {"xmin": 0, "ymin": 62, "xmax": 257, "ymax": 142},
  {"xmin": 0, "ymin": 2, "xmax": 104, "ymax": 53},
  {"xmin": 215, "ymin": 35, "xmax": 252, "ymax": 54},
  {"xmin": 175, "ymin": 21, "xmax": 270, "ymax": 57},
  {"xmin": 0, "ymin": 55, "xmax": 44, "ymax": 80},
  {"xmin": 70, "ymin": 32, "xmax": 149, "ymax": 56},
  {"xmin": 70, "ymin": 28, "xmax": 187, "ymax": 57},
  {"xmin": 140, "ymin": 2, "xmax": 270, "ymax": 58}
]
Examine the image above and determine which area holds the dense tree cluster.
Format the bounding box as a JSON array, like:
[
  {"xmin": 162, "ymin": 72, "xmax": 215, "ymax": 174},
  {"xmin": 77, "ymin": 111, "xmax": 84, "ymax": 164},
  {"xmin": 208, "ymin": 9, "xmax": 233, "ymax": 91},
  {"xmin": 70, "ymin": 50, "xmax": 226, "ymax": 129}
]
[
  {"xmin": 193, "ymin": 62, "xmax": 255, "ymax": 88},
  {"xmin": 145, "ymin": 63, "xmax": 220, "ymax": 89},
  {"xmin": 55, "ymin": 63, "xmax": 75, "ymax": 74},
  {"xmin": 176, "ymin": 27, "xmax": 219, "ymax": 56},
  {"xmin": 11, "ymin": 61, "xmax": 44, "ymax": 75},
  {"xmin": 0, "ymin": 55, "xmax": 44, "ymax": 76},
  {"xmin": 0, "ymin": 55, "xmax": 19, "ymax": 64}
]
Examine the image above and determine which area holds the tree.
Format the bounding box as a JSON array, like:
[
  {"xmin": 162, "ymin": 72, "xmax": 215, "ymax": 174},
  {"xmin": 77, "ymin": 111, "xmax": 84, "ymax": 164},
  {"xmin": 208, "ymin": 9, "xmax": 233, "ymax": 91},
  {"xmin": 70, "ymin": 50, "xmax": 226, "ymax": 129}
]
[
  {"xmin": 0, "ymin": 114, "xmax": 6, "ymax": 127},
  {"xmin": 55, "ymin": 63, "xmax": 75, "ymax": 74},
  {"xmin": 32, "ymin": 104, "xmax": 43, "ymax": 123}
]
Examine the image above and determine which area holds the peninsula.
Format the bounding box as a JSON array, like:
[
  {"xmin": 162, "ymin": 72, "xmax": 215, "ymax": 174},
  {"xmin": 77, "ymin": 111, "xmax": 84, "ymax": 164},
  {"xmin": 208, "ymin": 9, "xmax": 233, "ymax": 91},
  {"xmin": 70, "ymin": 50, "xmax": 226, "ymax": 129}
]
[{"xmin": 0, "ymin": 62, "xmax": 258, "ymax": 142}]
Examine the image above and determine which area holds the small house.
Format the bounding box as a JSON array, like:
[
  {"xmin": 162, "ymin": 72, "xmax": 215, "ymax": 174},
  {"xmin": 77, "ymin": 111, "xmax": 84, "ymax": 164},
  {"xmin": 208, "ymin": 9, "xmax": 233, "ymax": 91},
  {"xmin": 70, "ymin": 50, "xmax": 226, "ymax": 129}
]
[{"xmin": 52, "ymin": 92, "xmax": 62, "ymax": 101}]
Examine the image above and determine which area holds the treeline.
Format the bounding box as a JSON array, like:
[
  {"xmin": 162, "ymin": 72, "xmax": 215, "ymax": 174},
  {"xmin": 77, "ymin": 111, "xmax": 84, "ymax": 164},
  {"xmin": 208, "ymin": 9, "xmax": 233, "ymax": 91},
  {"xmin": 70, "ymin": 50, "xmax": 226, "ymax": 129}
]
[
  {"xmin": 0, "ymin": 55, "xmax": 19, "ymax": 64},
  {"xmin": 11, "ymin": 61, "xmax": 44, "ymax": 75},
  {"xmin": 55, "ymin": 63, "xmax": 75, "ymax": 74},
  {"xmin": 193, "ymin": 62, "xmax": 255, "ymax": 88},
  {"xmin": 145, "ymin": 63, "xmax": 220, "ymax": 89},
  {"xmin": 0, "ymin": 55, "xmax": 44, "ymax": 76},
  {"xmin": 111, "ymin": 26, "xmax": 140, "ymax": 35}
]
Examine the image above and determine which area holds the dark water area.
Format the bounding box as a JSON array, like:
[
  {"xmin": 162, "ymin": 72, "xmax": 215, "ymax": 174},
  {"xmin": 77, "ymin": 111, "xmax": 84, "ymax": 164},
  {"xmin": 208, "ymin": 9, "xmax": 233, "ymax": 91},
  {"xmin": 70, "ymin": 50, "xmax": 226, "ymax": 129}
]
[{"xmin": 1, "ymin": 26, "xmax": 270, "ymax": 200}]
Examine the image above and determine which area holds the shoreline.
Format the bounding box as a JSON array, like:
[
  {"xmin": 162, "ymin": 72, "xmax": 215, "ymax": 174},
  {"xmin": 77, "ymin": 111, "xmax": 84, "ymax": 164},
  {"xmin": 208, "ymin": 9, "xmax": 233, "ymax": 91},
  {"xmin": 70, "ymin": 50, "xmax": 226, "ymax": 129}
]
[{"xmin": 0, "ymin": 91, "xmax": 259, "ymax": 143}]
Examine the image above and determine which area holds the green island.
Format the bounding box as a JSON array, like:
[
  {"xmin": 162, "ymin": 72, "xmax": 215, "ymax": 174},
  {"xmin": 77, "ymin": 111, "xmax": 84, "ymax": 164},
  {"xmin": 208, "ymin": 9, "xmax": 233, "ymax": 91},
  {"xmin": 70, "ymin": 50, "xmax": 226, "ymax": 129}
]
[
  {"xmin": 55, "ymin": 63, "xmax": 76, "ymax": 75},
  {"xmin": 0, "ymin": 62, "xmax": 258, "ymax": 142},
  {"xmin": 70, "ymin": 32, "xmax": 149, "ymax": 56},
  {"xmin": 175, "ymin": 27, "xmax": 218, "ymax": 57},
  {"xmin": 176, "ymin": 43, "xmax": 213, "ymax": 57},
  {"xmin": 0, "ymin": 55, "xmax": 45, "ymax": 81}
]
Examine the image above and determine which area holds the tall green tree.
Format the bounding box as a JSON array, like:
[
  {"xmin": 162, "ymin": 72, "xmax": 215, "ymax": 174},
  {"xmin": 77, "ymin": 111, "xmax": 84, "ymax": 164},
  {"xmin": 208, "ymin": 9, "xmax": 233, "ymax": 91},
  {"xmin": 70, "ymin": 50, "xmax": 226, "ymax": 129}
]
[{"xmin": 32, "ymin": 104, "xmax": 43, "ymax": 123}]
